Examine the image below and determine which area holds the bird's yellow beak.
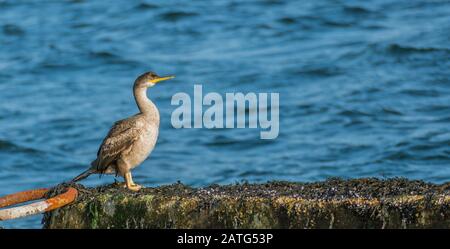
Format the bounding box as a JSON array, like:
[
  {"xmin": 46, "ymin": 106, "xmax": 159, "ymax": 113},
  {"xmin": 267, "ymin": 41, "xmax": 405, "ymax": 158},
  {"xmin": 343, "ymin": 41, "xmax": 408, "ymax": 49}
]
[{"xmin": 151, "ymin": 75, "xmax": 175, "ymax": 84}]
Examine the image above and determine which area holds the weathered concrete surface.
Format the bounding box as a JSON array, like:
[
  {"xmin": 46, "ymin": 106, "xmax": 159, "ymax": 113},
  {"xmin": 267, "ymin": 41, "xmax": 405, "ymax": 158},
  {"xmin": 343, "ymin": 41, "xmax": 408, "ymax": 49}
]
[{"xmin": 43, "ymin": 178, "xmax": 450, "ymax": 229}]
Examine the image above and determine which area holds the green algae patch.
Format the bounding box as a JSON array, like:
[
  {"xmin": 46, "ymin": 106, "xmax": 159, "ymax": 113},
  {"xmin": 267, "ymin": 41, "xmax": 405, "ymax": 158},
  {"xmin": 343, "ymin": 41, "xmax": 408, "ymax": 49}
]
[{"xmin": 42, "ymin": 178, "xmax": 450, "ymax": 229}]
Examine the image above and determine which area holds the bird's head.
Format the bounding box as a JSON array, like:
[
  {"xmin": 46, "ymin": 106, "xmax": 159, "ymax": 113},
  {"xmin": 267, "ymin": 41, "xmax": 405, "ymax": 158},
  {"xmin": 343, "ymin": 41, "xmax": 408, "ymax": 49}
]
[{"xmin": 134, "ymin": 71, "xmax": 175, "ymax": 88}]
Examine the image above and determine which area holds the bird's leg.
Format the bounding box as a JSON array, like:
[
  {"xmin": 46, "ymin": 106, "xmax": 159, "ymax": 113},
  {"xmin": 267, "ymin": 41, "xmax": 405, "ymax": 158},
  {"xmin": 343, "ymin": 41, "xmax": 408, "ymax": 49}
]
[{"xmin": 124, "ymin": 172, "xmax": 142, "ymax": 191}]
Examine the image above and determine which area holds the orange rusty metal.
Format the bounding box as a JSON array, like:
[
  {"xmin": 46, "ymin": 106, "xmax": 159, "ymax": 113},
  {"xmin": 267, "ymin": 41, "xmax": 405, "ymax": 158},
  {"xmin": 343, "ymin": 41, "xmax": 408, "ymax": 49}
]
[
  {"xmin": 0, "ymin": 187, "xmax": 78, "ymax": 221},
  {"xmin": 44, "ymin": 187, "xmax": 78, "ymax": 211},
  {"xmin": 0, "ymin": 188, "xmax": 48, "ymax": 208}
]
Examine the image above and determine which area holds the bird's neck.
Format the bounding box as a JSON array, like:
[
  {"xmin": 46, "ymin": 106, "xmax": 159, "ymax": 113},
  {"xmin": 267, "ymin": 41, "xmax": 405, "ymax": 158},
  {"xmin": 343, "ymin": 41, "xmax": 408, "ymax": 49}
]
[{"xmin": 133, "ymin": 86, "xmax": 159, "ymax": 119}]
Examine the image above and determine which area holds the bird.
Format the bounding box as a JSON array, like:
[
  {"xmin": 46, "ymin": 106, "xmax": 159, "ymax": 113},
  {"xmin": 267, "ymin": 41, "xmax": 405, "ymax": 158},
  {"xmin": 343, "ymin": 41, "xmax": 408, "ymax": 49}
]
[{"xmin": 71, "ymin": 72, "xmax": 175, "ymax": 191}]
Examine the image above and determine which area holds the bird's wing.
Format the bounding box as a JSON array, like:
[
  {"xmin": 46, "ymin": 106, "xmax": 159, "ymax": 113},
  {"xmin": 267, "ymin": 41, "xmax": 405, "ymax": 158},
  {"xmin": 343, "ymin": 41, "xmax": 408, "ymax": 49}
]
[{"xmin": 94, "ymin": 116, "xmax": 144, "ymax": 171}]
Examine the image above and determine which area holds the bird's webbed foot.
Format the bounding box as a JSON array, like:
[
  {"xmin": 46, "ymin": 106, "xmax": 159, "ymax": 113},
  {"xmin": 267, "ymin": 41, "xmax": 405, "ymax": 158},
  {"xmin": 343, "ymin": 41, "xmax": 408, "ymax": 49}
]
[
  {"xmin": 124, "ymin": 172, "xmax": 142, "ymax": 191},
  {"xmin": 127, "ymin": 183, "xmax": 142, "ymax": 191}
]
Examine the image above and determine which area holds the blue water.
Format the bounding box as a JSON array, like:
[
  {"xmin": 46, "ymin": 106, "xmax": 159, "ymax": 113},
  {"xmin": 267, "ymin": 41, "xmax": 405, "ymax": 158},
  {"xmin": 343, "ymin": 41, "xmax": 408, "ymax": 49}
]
[{"xmin": 1, "ymin": 0, "xmax": 449, "ymax": 228}]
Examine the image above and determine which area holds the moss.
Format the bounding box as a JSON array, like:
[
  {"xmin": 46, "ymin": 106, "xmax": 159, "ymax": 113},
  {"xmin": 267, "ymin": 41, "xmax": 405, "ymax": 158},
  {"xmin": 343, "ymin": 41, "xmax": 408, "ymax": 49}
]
[{"xmin": 43, "ymin": 178, "xmax": 450, "ymax": 229}]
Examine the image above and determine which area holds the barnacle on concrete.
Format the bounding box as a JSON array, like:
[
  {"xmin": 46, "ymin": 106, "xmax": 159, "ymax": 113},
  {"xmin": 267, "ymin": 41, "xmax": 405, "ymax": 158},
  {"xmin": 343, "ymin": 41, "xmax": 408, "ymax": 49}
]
[{"xmin": 42, "ymin": 178, "xmax": 450, "ymax": 229}]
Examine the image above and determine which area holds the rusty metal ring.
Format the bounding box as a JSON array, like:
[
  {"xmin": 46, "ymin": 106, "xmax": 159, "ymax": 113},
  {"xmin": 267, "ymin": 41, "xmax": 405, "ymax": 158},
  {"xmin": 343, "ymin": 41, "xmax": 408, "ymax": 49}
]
[{"xmin": 0, "ymin": 187, "xmax": 78, "ymax": 221}]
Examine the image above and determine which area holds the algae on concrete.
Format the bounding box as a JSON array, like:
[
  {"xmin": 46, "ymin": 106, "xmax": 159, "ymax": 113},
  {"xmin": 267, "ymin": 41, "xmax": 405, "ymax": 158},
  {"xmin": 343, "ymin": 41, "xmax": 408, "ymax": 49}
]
[{"xmin": 43, "ymin": 178, "xmax": 450, "ymax": 229}]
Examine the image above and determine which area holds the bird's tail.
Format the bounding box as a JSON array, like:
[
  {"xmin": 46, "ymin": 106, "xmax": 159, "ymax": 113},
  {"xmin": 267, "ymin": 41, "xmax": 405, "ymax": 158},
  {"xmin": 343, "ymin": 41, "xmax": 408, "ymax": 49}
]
[{"xmin": 71, "ymin": 169, "xmax": 94, "ymax": 183}]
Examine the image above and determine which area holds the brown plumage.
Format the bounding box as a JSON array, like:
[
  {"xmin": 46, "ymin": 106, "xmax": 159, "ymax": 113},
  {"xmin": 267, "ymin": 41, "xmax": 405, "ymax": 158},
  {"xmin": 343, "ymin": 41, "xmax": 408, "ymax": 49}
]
[
  {"xmin": 94, "ymin": 116, "xmax": 144, "ymax": 172},
  {"xmin": 72, "ymin": 72, "xmax": 175, "ymax": 191}
]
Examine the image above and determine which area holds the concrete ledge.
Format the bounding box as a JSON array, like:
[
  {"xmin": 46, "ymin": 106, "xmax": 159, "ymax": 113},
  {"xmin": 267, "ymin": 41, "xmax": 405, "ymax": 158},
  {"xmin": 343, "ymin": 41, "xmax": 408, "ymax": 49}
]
[{"xmin": 43, "ymin": 178, "xmax": 450, "ymax": 229}]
